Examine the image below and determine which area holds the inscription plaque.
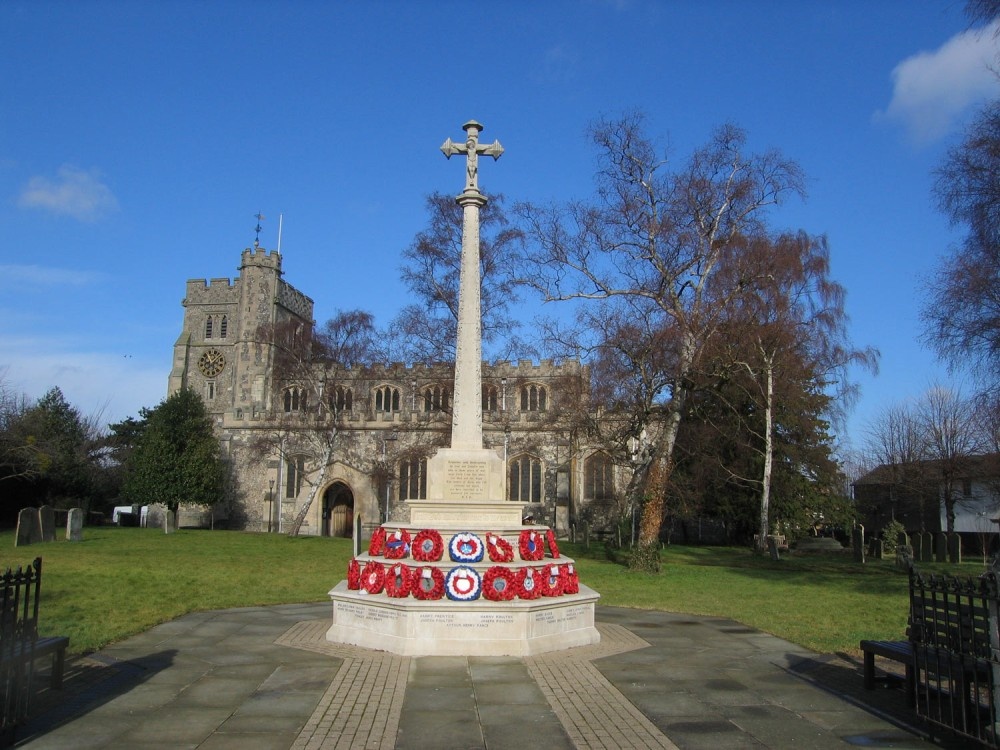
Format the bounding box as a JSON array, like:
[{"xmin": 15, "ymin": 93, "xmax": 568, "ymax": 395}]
[{"xmin": 443, "ymin": 460, "xmax": 488, "ymax": 500}]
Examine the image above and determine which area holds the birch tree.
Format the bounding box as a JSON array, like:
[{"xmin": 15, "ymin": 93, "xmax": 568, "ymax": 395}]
[{"xmin": 518, "ymin": 114, "xmax": 805, "ymax": 570}]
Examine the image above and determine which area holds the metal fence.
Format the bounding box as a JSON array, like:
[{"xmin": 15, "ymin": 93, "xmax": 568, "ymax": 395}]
[
  {"xmin": 910, "ymin": 568, "xmax": 1000, "ymax": 747},
  {"xmin": 0, "ymin": 558, "xmax": 41, "ymax": 745}
]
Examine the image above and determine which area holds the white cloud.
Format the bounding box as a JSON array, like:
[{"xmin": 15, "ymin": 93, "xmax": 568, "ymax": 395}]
[
  {"xmin": 0, "ymin": 265, "xmax": 104, "ymax": 287},
  {"xmin": 878, "ymin": 21, "xmax": 1000, "ymax": 143},
  {"xmin": 17, "ymin": 165, "xmax": 119, "ymax": 222},
  {"xmin": 0, "ymin": 338, "xmax": 167, "ymax": 427}
]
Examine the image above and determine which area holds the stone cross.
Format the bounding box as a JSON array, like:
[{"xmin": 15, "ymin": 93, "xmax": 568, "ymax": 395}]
[
  {"xmin": 440, "ymin": 120, "xmax": 503, "ymax": 195},
  {"xmin": 439, "ymin": 121, "xmax": 503, "ymax": 451}
]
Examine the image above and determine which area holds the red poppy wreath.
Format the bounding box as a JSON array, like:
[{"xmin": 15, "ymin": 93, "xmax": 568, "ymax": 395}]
[
  {"xmin": 384, "ymin": 563, "xmax": 412, "ymax": 598},
  {"xmin": 486, "ymin": 533, "xmax": 514, "ymax": 563},
  {"xmin": 482, "ymin": 566, "xmax": 517, "ymax": 601},
  {"xmin": 383, "ymin": 528, "xmax": 412, "ymax": 560},
  {"xmin": 360, "ymin": 560, "xmax": 386, "ymax": 594},
  {"xmin": 538, "ymin": 564, "xmax": 564, "ymax": 597},
  {"xmin": 411, "ymin": 566, "xmax": 445, "ymax": 600},
  {"xmin": 347, "ymin": 558, "xmax": 361, "ymax": 590},
  {"xmin": 412, "ymin": 529, "xmax": 444, "ymax": 562},
  {"xmin": 516, "ymin": 566, "xmax": 542, "ymax": 600},
  {"xmin": 545, "ymin": 529, "xmax": 560, "ymax": 558},
  {"xmin": 368, "ymin": 527, "xmax": 387, "ymax": 556},
  {"xmin": 518, "ymin": 530, "xmax": 545, "ymax": 561}
]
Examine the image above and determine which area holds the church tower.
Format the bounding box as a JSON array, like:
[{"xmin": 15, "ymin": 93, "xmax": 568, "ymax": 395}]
[{"xmin": 168, "ymin": 246, "xmax": 314, "ymax": 419}]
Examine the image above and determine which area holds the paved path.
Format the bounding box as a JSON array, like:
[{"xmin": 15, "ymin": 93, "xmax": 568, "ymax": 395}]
[{"xmin": 15, "ymin": 604, "xmax": 942, "ymax": 749}]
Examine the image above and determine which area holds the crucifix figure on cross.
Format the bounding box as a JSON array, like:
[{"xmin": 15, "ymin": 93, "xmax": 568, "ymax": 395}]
[{"xmin": 440, "ymin": 120, "xmax": 503, "ymax": 194}]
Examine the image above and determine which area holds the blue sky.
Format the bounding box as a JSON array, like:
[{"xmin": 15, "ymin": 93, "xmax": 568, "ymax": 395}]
[{"xmin": 2, "ymin": 0, "xmax": 998, "ymax": 451}]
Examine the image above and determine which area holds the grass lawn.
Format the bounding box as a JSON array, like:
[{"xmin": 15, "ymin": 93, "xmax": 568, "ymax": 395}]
[{"xmin": 0, "ymin": 528, "xmax": 988, "ymax": 657}]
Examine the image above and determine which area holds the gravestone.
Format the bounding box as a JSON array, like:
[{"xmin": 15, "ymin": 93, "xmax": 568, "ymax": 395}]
[
  {"xmin": 947, "ymin": 532, "xmax": 961, "ymax": 564},
  {"xmin": 897, "ymin": 530, "xmax": 909, "ymax": 550},
  {"xmin": 66, "ymin": 508, "xmax": 83, "ymax": 542},
  {"xmin": 852, "ymin": 525, "xmax": 865, "ymax": 563},
  {"xmin": 868, "ymin": 538, "xmax": 884, "ymax": 560},
  {"xmin": 921, "ymin": 532, "xmax": 934, "ymax": 562},
  {"xmin": 935, "ymin": 533, "xmax": 947, "ymax": 563},
  {"xmin": 163, "ymin": 510, "xmax": 176, "ymax": 534},
  {"xmin": 911, "ymin": 532, "xmax": 922, "ymax": 560},
  {"xmin": 15, "ymin": 507, "xmax": 40, "ymax": 547},
  {"xmin": 38, "ymin": 505, "xmax": 55, "ymax": 543},
  {"xmin": 766, "ymin": 535, "xmax": 781, "ymax": 561}
]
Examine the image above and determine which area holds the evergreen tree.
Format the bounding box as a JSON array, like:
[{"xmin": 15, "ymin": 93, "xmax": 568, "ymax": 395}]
[{"xmin": 123, "ymin": 388, "xmax": 225, "ymax": 512}]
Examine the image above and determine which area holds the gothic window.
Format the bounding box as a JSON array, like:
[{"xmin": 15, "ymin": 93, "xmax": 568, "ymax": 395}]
[
  {"xmin": 374, "ymin": 385, "xmax": 400, "ymax": 412},
  {"xmin": 482, "ymin": 385, "xmax": 498, "ymax": 412},
  {"xmin": 219, "ymin": 315, "xmax": 228, "ymax": 338},
  {"xmin": 285, "ymin": 455, "xmax": 305, "ymax": 499},
  {"xmin": 283, "ymin": 386, "xmax": 307, "ymax": 413},
  {"xmin": 423, "ymin": 385, "xmax": 450, "ymax": 413},
  {"xmin": 399, "ymin": 457, "xmax": 427, "ymax": 501},
  {"xmin": 330, "ymin": 386, "xmax": 353, "ymax": 413},
  {"xmin": 205, "ymin": 315, "xmax": 213, "ymax": 339},
  {"xmin": 206, "ymin": 381, "xmax": 216, "ymax": 401},
  {"xmin": 584, "ymin": 453, "xmax": 614, "ymax": 501},
  {"xmin": 520, "ymin": 384, "xmax": 547, "ymax": 412},
  {"xmin": 509, "ymin": 454, "xmax": 542, "ymax": 503}
]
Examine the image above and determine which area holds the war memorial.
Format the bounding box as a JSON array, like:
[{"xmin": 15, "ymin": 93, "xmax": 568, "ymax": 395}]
[{"xmin": 326, "ymin": 121, "xmax": 601, "ymax": 656}]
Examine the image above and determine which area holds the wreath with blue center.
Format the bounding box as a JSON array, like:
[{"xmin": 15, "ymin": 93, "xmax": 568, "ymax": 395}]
[
  {"xmin": 448, "ymin": 532, "xmax": 485, "ymax": 563},
  {"xmin": 445, "ymin": 566, "xmax": 482, "ymax": 601}
]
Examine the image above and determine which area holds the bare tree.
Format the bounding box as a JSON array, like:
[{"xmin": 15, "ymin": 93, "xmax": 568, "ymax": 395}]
[
  {"xmin": 915, "ymin": 384, "xmax": 985, "ymax": 532},
  {"xmin": 518, "ymin": 114, "xmax": 805, "ymax": 570},
  {"xmin": 250, "ymin": 310, "xmax": 382, "ymax": 536},
  {"xmin": 387, "ymin": 192, "xmax": 530, "ymax": 363},
  {"xmin": 924, "ymin": 101, "xmax": 1000, "ymax": 390}
]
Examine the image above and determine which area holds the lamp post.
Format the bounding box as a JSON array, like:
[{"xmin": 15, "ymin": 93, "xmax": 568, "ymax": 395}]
[
  {"xmin": 381, "ymin": 432, "xmax": 398, "ymax": 523},
  {"xmin": 268, "ymin": 479, "xmax": 275, "ymax": 533}
]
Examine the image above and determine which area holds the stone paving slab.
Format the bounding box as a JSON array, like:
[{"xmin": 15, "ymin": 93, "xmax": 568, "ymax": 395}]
[{"xmin": 14, "ymin": 603, "xmax": 955, "ymax": 749}]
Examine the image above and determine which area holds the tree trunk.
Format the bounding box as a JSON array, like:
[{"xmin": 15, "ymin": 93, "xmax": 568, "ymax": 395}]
[
  {"xmin": 287, "ymin": 441, "xmax": 335, "ymax": 537},
  {"xmin": 757, "ymin": 361, "xmax": 774, "ymax": 554}
]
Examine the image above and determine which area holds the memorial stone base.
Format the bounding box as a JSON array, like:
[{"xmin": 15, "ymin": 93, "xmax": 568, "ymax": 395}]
[{"xmin": 327, "ymin": 579, "xmax": 600, "ymax": 656}]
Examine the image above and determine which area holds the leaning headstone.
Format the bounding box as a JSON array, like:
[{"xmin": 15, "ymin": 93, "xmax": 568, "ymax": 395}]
[
  {"xmin": 15, "ymin": 507, "xmax": 40, "ymax": 547},
  {"xmin": 948, "ymin": 532, "xmax": 961, "ymax": 564},
  {"xmin": 921, "ymin": 532, "xmax": 934, "ymax": 562},
  {"xmin": 66, "ymin": 508, "xmax": 83, "ymax": 542},
  {"xmin": 38, "ymin": 504, "xmax": 55, "ymax": 543},
  {"xmin": 766, "ymin": 535, "xmax": 781, "ymax": 561},
  {"xmin": 935, "ymin": 533, "xmax": 947, "ymax": 563},
  {"xmin": 852, "ymin": 525, "xmax": 865, "ymax": 564}
]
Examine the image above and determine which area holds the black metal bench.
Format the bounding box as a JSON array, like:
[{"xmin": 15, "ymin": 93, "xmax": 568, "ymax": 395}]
[
  {"xmin": 0, "ymin": 557, "xmax": 69, "ymax": 746},
  {"xmin": 859, "ymin": 639, "xmax": 914, "ymax": 705}
]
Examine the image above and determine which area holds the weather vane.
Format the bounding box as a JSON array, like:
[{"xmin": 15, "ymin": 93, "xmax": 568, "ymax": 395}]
[{"xmin": 253, "ymin": 212, "xmax": 265, "ymax": 248}]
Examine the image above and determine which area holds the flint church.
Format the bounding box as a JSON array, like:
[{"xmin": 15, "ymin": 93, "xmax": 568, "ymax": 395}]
[{"xmin": 167, "ymin": 245, "xmax": 619, "ymax": 536}]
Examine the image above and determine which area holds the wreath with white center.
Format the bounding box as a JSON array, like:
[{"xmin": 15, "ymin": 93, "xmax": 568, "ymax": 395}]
[
  {"xmin": 445, "ymin": 566, "xmax": 482, "ymax": 601},
  {"xmin": 448, "ymin": 532, "xmax": 485, "ymax": 563}
]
